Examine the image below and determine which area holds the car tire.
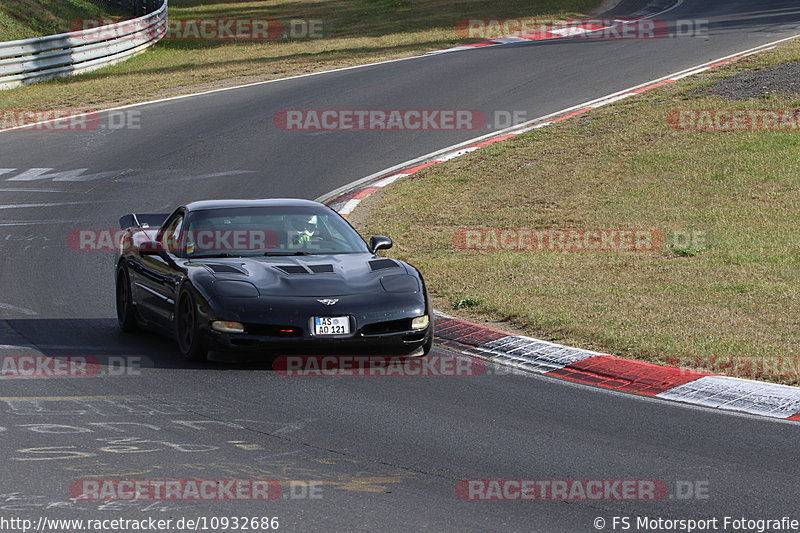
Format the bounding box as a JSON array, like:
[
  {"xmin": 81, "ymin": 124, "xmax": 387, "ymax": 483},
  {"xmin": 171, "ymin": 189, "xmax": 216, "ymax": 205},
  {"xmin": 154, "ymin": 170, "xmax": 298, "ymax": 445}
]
[
  {"xmin": 116, "ymin": 265, "xmax": 138, "ymax": 333},
  {"xmin": 176, "ymin": 286, "xmax": 208, "ymax": 361}
]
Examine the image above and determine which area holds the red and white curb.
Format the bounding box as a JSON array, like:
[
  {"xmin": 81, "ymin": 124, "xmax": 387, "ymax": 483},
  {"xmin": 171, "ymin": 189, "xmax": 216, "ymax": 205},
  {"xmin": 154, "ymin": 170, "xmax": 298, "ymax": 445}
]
[
  {"xmin": 434, "ymin": 314, "xmax": 800, "ymax": 421},
  {"xmin": 430, "ymin": 0, "xmax": 683, "ymax": 54},
  {"xmin": 320, "ymin": 34, "xmax": 800, "ymax": 422}
]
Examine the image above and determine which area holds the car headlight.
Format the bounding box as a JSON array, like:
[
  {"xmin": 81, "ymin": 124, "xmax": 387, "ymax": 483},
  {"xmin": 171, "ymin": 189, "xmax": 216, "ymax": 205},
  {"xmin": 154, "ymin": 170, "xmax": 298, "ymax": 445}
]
[
  {"xmin": 211, "ymin": 321, "xmax": 245, "ymax": 334},
  {"xmin": 380, "ymin": 274, "xmax": 420, "ymax": 293},
  {"xmin": 411, "ymin": 315, "xmax": 429, "ymax": 330}
]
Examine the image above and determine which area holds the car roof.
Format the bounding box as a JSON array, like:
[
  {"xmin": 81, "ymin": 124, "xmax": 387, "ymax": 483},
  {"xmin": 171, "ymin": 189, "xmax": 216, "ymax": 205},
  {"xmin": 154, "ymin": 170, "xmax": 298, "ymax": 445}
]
[{"xmin": 185, "ymin": 198, "xmax": 327, "ymax": 212}]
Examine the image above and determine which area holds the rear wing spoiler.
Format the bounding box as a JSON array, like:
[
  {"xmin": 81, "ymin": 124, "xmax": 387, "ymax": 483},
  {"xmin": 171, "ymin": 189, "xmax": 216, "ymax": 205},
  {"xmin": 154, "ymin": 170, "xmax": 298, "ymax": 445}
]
[{"xmin": 119, "ymin": 213, "xmax": 169, "ymax": 230}]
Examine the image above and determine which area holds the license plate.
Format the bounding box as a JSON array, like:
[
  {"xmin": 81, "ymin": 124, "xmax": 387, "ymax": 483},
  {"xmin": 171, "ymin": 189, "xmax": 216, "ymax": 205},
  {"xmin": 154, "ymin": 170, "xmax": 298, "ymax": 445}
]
[{"xmin": 313, "ymin": 316, "xmax": 350, "ymax": 336}]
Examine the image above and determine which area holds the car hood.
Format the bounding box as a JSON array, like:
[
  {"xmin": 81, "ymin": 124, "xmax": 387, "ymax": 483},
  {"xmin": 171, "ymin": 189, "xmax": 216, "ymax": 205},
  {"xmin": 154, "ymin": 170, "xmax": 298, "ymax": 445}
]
[{"xmin": 185, "ymin": 253, "xmax": 418, "ymax": 297}]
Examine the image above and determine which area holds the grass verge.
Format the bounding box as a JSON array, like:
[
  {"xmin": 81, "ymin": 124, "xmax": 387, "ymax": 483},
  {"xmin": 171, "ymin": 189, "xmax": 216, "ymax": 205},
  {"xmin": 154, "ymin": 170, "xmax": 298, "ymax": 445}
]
[
  {"xmin": 0, "ymin": 0, "xmax": 126, "ymax": 41},
  {"xmin": 0, "ymin": 0, "xmax": 598, "ymax": 113},
  {"xmin": 352, "ymin": 37, "xmax": 800, "ymax": 385}
]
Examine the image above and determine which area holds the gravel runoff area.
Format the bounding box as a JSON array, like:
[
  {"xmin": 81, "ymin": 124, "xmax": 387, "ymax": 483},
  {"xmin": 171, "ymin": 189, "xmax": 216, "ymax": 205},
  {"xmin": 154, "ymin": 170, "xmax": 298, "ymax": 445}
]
[{"xmin": 711, "ymin": 61, "xmax": 800, "ymax": 99}]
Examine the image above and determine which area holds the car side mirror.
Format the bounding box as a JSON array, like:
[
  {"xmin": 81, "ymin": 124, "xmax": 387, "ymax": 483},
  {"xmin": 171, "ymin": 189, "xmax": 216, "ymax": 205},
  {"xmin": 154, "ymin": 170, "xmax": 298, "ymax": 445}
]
[{"xmin": 369, "ymin": 235, "xmax": 392, "ymax": 254}]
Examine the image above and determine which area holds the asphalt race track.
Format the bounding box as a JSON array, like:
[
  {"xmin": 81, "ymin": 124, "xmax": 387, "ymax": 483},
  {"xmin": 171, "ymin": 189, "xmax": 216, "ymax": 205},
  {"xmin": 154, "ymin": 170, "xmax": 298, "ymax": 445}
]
[{"xmin": 1, "ymin": 1, "xmax": 800, "ymax": 531}]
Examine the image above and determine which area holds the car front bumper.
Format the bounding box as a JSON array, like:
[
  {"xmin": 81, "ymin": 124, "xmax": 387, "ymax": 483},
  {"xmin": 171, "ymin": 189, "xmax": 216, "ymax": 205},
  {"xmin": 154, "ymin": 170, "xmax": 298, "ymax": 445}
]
[{"xmin": 201, "ymin": 293, "xmax": 432, "ymax": 355}]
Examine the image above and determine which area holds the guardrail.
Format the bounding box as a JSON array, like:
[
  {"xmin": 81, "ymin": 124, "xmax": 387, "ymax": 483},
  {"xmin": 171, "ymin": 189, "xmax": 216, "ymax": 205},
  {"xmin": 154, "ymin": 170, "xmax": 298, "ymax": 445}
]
[{"xmin": 0, "ymin": 0, "xmax": 167, "ymax": 90}]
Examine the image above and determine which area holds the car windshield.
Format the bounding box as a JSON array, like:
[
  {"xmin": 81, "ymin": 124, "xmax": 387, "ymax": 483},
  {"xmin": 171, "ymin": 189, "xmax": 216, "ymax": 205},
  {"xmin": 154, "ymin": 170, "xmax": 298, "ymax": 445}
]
[{"xmin": 181, "ymin": 205, "xmax": 369, "ymax": 257}]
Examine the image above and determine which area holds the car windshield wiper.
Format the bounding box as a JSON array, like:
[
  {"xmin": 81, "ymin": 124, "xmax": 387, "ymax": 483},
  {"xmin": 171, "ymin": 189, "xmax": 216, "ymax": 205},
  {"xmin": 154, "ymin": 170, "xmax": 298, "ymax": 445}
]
[
  {"xmin": 189, "ymin": 252, "xmax": 244, "ymax": 258},
  {"xmin": 263, "ymin": 251, "xmax": 313, "ymax": 256}
]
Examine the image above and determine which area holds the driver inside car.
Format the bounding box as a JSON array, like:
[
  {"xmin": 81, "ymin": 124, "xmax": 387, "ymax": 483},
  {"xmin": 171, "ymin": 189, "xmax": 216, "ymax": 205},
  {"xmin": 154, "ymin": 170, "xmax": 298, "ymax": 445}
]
[{"xmin": 287, "ymin": 214, "xmax": 320, "ymax": 247}]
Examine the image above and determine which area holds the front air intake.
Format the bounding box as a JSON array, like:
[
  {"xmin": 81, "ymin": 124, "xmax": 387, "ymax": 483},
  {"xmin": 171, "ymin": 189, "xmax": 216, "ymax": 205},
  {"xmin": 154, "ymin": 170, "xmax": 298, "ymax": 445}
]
[
  {"xmin": 205, "ymin": 263, "xmax": 247, "ymax": 274},
  {"xmin": 274, "ymin": 265, "xmax": 310, "ymax": 274},
  {"xmin": 368, "ymin": 259, "xmax": 400, "ymax": 272}
]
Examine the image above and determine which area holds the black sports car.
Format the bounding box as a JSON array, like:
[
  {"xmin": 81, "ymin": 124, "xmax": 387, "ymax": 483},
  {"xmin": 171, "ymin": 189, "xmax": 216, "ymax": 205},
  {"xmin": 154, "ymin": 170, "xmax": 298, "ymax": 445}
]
[{"xmin": 115, "ymin": 199, "xmax": 433, "ymax": 360}]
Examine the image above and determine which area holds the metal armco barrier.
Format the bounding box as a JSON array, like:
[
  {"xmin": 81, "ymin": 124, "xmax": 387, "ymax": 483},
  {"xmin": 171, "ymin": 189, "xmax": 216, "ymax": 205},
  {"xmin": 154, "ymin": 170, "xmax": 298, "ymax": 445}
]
[{"xmin": 0, "ymin": 0, "xmax": 167, "ymax": 90}]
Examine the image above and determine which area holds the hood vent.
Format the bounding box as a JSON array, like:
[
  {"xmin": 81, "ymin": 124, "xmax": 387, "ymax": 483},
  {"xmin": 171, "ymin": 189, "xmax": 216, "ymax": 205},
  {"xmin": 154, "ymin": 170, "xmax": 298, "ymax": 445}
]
[
  {"xmin": 204, "ymin": 263, "xmax": 247, "ymax": 274},
  {"xmin": 369, "ymin": 258, "xmax": 400, "ymax": 272},
  {"xmin": 274, "ymin": 265, "xmax": 310, "ymax": 275},
  {"xmin": 308, "ymin": 264, "xmax": 334, "ymax": 273}
]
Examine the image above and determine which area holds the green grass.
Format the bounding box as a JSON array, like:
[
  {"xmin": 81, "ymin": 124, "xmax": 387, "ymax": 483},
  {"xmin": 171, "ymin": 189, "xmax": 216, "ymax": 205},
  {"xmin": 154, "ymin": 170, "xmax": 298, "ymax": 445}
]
[
  {"xmin": 0, "ymin": 0, "xmax": 599, "ymax": 113},
  {"xmin": 353, "ymin": 37, "xmax": 800, "ymax": 385},
  {"xmin": 0, "ymin": 0, "xmax": 127, "ymax": 41}
]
